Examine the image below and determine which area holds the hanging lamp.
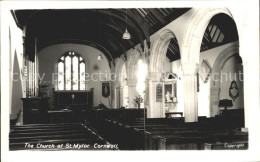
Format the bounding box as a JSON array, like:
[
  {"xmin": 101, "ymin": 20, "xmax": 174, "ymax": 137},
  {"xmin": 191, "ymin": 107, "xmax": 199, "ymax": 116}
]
[
  {"xmin": 97, "ymin": 15, "xmax": 103, "ymax": 61},
  {"xmin": 122, "ymin": 9, "xmax": 131, "ymax": 39},
  {"xmin": 98, "ymin": 54, "xmax": 103, "ymax": 61}
]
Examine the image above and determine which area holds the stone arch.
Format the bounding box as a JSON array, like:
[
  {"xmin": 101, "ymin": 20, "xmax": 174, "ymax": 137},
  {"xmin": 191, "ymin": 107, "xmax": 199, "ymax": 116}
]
[
  {"xmin": 150, "ymin": 29, "xmax": 179, "ymax": 73},
  {"xmin": 180, "ymin": 9, "xmax": 239, "ymax": 122},
  {"xmin": 125, "ymin": 49, "xmax": 142, "ymax": 108},
  {"xmin": 211, "ymin": 43, "xmax": 239, "ymax": 89},
  {"xmin": 181, "ymin": 8, "xmax": 233, "ymax": 65},
  {"xmin": 127, "ymin": 48, "xmax": 141, "ymax": 81},
  {"xmin": 114, "ymin": 57, "xmax": 126, "ymax": 85},
  {"xmin": 210, "ymin": 43, "xmax": 240, "ymax": 116},
  {"xmin": 112, "ymin": 57, "xmax": 127, "ymax": 108}
]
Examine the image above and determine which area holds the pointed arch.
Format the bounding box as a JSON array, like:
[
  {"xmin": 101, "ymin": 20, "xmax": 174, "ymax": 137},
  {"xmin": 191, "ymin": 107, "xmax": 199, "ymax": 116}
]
[
  {"xmin": 210, "ymin": 43, "xmax": 240, "ymax": 116},
  {"xmin": 181, "ymin": 8, "xmax": 233, "ymax": 65},
  {"xmin": 114, "ymin": 57, "xmax": 126, "ymax": 85},
  {"xmin": 127, "ymin": 49, "xmax": 141, "ymax": 81},
  {"xmin": 149, "ymin": 29, "xmax": 180, "ymax": 73}
]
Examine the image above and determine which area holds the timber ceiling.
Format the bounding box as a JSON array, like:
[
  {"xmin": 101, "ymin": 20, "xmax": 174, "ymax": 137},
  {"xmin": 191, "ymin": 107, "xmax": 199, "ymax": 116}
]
[
  {"xmin": 200, "ymin": 13, "xmax": 238, "ymax": 52},
  {"xmin": 12, "ymin": 8, "xmax": 190, "ymax": 62},
  {"xmin": 12, "ymin": 9, "xmax": 238, "ymax": 63}
]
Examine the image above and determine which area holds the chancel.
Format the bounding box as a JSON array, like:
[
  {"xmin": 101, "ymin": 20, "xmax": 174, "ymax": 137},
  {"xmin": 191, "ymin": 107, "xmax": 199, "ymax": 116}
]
[{"xmin": 3, "ymin": 6, "xmax": 259, "ymax": 151}]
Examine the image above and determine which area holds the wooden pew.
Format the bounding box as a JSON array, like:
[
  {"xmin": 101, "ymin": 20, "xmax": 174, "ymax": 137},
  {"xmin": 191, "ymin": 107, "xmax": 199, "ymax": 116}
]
[
  {"xmin": 88, "ymin": 110, "xmax": 248, "ymax": 150},
  {"xmin": 112, "ymin": 117, "xmax": 248, "ymax": 150},
  {"xmin": 204, "ymin": 142, "xmax": 248, "ymax": 150},
  {"xmin": 9, "ymin": 123, "xmax": 114, "ymax": 151}
]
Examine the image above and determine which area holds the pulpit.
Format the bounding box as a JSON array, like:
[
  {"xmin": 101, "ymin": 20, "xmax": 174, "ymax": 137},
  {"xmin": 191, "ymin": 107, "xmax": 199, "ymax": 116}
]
[{"xmin": 21, "ymin": 97, "xmax": 50, "ymax": 124}]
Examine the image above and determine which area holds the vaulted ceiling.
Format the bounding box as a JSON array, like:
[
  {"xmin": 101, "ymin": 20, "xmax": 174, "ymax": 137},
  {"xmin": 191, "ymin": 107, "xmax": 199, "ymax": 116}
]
[
  {"xmin": 12, "ymin": 8, "xmax": 190, "ymax": 62},
  {"xmin": 12, "ymin": 9, "xmax": 238, "ymax": 63}
]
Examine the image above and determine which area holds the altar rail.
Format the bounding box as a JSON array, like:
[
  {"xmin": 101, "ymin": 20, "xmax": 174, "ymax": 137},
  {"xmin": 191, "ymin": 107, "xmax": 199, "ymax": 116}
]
[{"xmin": 53, "ymin": 89, "xmax": 93, "ymax": 110}]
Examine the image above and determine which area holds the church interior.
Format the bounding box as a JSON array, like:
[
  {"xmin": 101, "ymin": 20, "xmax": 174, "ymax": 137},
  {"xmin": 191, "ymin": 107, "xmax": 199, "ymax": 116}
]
[{"xmin": 1, "ymin": 4, "xmax": 259, "ymax": 153}]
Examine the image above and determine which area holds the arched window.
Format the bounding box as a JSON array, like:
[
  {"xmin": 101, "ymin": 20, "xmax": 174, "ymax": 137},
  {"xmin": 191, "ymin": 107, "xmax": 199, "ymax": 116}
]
[{"xmin": 58, "ymin": 51, "xmax": 85, "ymax": 90}]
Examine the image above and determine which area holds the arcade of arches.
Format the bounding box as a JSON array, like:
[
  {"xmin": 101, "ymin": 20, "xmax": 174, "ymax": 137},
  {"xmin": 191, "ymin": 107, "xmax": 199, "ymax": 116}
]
[
  {"xmin": 6, "ymin": 7, "xmax": 259, "ymax": 128},
  {"xmin": 2, "ymin": 5, "xmax": 260, "ymax": 152}
]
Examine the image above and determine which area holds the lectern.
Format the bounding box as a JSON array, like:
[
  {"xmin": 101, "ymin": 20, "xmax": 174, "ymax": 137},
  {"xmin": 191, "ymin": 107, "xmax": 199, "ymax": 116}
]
[{"xmin": 218, "ymin": 99, "xmax": 233, "ymax": 114}]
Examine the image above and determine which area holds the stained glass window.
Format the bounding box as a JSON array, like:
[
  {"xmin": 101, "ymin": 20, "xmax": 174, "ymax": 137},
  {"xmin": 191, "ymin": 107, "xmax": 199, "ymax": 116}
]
[
  {"xmin": 80, "ymin": 62, "xmax": 85, "ymax": 90},
  {"xmin": 72, "ymin": 56, "xmax": 79, "ymax": 90},
  {"xmin": 58, "ymin": 62, "xmax": 64, "ymax": 90},
  {"xmin": 58, "ymin": 52, "xmax": 85, "ymax": 91}
]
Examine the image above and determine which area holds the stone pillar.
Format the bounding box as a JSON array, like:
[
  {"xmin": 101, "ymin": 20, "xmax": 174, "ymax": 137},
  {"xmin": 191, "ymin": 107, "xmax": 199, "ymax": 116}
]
[
  {"xmin": 119, "ymin": 86, "xmax": 124, "ymax": 107},
  {"xmin": 237, "ymin": 7, "xmax": 259, "ymax": 132},
  {"xmin": 148, "ymin": 72, "xmax": 163, "ymax": 118},
  {"xmin": 235, "ymin": 6, "xmax": 260, "ymax": 151},
  {"xmin": 241, "ymin": 62, "xmax": 254, "ymax": 131},
  {"xmin": 113, "ymin": 88, "xmax": 118, "ymax": 108},
  {"xmin": 127, "ymin": 79, "xmax": 137, "ymax": 108},
  {"xmin": 144, "ymin": 79, "xmax": 150, "ymax": 108},
  {"xmin": 210, "ymin": 88, "xmax": 220, "ymax": 117},
  {"xmin": 112, "ymin": 82, "xmax": 119, "ymax": 109},
  {"xmin": 182, "ymin": 63, "xmax": 199, "ymax": 122}
]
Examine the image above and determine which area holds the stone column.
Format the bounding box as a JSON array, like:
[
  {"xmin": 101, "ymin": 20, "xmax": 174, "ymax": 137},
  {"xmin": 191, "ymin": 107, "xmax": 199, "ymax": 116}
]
[
  {"xmin": 119, "ymin": 86, "xmax": 124, "ymax": 107},
  {"xmin": 144, "ymin": 79, "xmax": 150, "ymax": 108},
  {"xmin": 112, "ymin": 82, "xmax": 119, "ymax": 109},
  {"xmin": 241, "ymin": 62, "xmax": 254, "ymax": 132},
  {"xmin": 182, "ymin": 63, "xmax": 199, "ymax": 122},
  {"xmin": 210, "ymin": 88, "xmax": 220, "ymax": 117},
  {"xmin": 127, "ymin": 79, "xmax": 137, "ymax": 108},
  {"xmin": 148, "ymin": 72, "xmax": 163, "ymax": 118},
  {"xmin": 235, "ymin": 6, "xmax": 260, "ymax": 151}
]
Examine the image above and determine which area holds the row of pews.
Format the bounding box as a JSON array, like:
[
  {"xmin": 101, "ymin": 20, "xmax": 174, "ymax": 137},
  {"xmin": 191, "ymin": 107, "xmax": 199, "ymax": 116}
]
[
  {"xmin": 10, "ymin": 108, "xmax": 248, "ymax": 151},
  {"xmin": 9, "ymin": 123, "xmax": 117, "ymax": 151},
  {"xmin": 91, "ymin": 115, "xmax": 248, "ymax": 150}
]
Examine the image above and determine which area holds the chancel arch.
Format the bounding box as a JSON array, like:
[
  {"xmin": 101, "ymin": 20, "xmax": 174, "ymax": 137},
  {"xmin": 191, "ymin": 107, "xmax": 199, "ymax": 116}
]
[{"xmin": 38, "ymin": 43, "xmax": 111, "ymax": 107}]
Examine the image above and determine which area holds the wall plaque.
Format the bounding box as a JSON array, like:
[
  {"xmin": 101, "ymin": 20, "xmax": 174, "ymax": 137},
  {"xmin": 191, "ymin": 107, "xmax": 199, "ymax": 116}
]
[
  {"xmin": 102, "ymin": 82, "xmax": 110, "ymax": 98},
  {"xmin": 156, "ymin": 84, "xmax": 162, "ymax": 102}
]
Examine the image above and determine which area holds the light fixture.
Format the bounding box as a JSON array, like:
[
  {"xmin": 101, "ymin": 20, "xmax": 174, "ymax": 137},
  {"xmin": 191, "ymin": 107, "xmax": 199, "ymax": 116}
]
[
  {"xmin": 122, "ymin": 9, "xmax": 131, "ymax": 39},
  {"xmin": 97, "ymin": 16, "xmax": 103, "ymax": 61},
  {"xmin": 98, "ymin": 54, "xmax": 103, "ymax": 61}
]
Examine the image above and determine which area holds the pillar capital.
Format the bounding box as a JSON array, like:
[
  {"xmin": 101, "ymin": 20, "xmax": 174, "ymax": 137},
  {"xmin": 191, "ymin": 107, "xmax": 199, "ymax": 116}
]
[
  {"xmin": 149, "ymin": 72, "xmax": 162, "ymax": 82},
  {"xmin": 181, "ymin": 63, "xmax": 199, "ymax": 76}
]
